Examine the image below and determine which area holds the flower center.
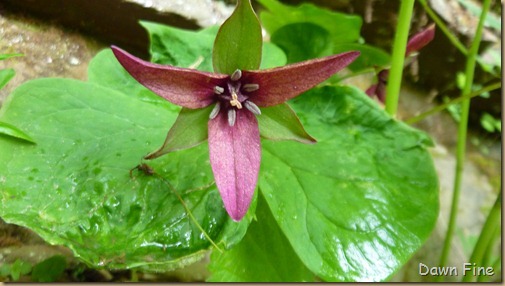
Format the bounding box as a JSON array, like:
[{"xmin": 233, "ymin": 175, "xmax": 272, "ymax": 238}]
[{"xmin": 210, "ymin": 69, "xmax": 261, "ymax": 126}]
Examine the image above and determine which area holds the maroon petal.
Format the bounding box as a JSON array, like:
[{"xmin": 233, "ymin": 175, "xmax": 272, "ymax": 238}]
[
  {"xmin": 405, "ymin": 24, "xmax": 435, "ymax": 56},
  {"xmin": 208, "ymin": 109, "xmax": 261, "ymax": 221},
  {"xmin": 111, "ymin": 46, "xmax": 227, "ymax": 109},
  {"xmin": 241, "ymin": 51, "xmax": 360, "ymax": 107}
]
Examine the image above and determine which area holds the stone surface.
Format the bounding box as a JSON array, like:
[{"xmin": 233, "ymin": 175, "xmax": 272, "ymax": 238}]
[{"xmin": 0, "ymin": 13, "xmax": 101, "ymax": 105}]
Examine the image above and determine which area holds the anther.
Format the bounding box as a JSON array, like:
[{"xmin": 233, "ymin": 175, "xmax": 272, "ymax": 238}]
[
  {"xmin": 228, "ymin": 109, "xmax": 236, "ymax": 127},
  {"xmin": 229, "ymin": 89, "xmax": 243, "ymax": 109},
  {"xmin": 230, "ymin": 69, "xmax": 242, "ymax": 81},
  {"xmin": 244, "ymin": 101, "xmax": 261, "ymax": 115},
  {"xmin": 214, "ymin": 86, "xmax": 224, "ymax": 94},
  {"xmin": 242, "ymin": 83, "xmax": 259, "ymax": 92},
  {"xmin": 209, "ymin": 102, "xmax": 221, "ymax": 119}
]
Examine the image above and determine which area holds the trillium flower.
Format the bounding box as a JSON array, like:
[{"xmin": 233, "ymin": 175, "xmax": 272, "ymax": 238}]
[
  {"xmin": 112, "ymin": 46, "xmax": 359, "ymax": 221},
  {"xmin": 366, "ymin": 24, "xmax": 435, "ymax": 102}
]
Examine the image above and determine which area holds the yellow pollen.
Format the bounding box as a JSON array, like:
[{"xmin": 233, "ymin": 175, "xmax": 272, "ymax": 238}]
[{"xmin": 230, "ymin": 90, "xmax": 242, "ymax": 109}]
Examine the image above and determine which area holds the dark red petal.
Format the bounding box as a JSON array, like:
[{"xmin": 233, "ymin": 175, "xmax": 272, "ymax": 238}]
[
  {"xmin": 365, "ymin": 84, "xmax": 378, "ymax": 98},
  {"xmin": 111, "ymin": 46, "xmax": 227, "ymax": 109},
  {"xmin": 405, "ymin": 24, "xmax": 435, "ymax": 56},
  {"xmin": 241, "ymin": 51, "xmax": 360, "ymax": 107},
  {"xmin": 208, "ymin": 109, "xmax": 261, "ymax": 221}
]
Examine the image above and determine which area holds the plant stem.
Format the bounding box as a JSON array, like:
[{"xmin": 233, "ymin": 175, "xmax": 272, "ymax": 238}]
[
  {"xmin": 436, "ymin": 0, "xmax": 492, "ymax": 281},
  {"xmin": 462, "ymin": 192, "xmax": 501, "ymax": 282},
  {"xmin": 417, "ymin": 0, "xmax": 468, "ymax": 55},
  {"xmin": 384, "ymin": 0, "xmax": 415, "ymax": 117},
  {"xmin": 405, "ymin": 82, "xmax": 501, "ymax": 124},
  {"xmin": 477, "ymin": 226, "xmax": 500, "ymax": 282}
]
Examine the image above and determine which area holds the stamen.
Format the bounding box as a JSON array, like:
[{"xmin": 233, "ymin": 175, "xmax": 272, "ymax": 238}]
[
  {"xmin": 214, "ymin": 86, "xmax": 224, "ymax": 94},
  {"xmin": 229, "ymin": 89, "xmax": 243, "ymax": 109},
  {"xmin": 230, "ymin": 69, "xmax": 242, "ymax": 81},
  {"xmin": 242, "ymin": 83, "xmax": 259, "ymax": 92},
  {"xmin": 244, "ymin": 101, "xmax": 261, "ymax": 115},
  {"xmin": 209, "ymin": 102, "xmax": 221, "ymax": 119},
  {"xmin": 228, "ymin": 109, "xmax": 236, "ymax": 127}
]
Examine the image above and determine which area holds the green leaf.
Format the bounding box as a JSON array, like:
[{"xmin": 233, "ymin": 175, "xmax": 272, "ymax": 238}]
[
  {"xmin": 261, "ymin": 42, "xmax": 287, "ymax": 69},
  {"xmin": 270, "ymin": 23, "xmax": 333, "ymax": 63},
  {"xmin": 259, "ymin": 86, "xmax": 439, "ymax": 281},
  {"xmin": 333, "ymin": 43, "xmax": 391, "ymax": 71},
  {"xmin": 0, "ymin": 53, "xmax": 23, "ymax": 61},
  {"xmin": 0, "ymin": 121, "xmax": 36, "ymax": 143},
  {"xmin": 87, "ymin": 49, "xmax": 166, "ymax": 105},
  {"xmin": 141, "ymin": 21, "xmax": 218, "ymax": 72},
  {"xmin": 8, "ymin": 259, "xmax": 32, "ymax": 281},
  {"xmin": 0, "ymin": 68, "xmax": 15, "ymax": 90},
  {"xmin": 212, "ymin": 0, "xmax": 262, "ymax": 74},
  {"xmin": 31, "ymin": 255, "xmax": 67, "ymax": 282},
  {"xmin": 258, "ymin": 0, "xmax": 362, "ymax": 45},
  {"xmin": 0, "ymin": 51, "xmax": 253, "ymax": 271},
  {"xmin": 208, "ymin": 193, "xmax": 315, "ymax": 282},
  {"xmin": 258, "ymin": 103, "xmax": 315, "ymax": 144}
]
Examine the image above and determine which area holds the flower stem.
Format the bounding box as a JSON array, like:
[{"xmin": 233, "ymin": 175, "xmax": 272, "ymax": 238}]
[
  {"xmin": 384, "ymin": 0, "xmax": 415, "ymax": 117},
  {"xmin": 417, "ymin": 0, "xmax": 468, "ymax": 56},
  {"xmin": 404, "ymin": 82, "xmax": 501, "ymax": 124},
  {"xmin": 462, "ymin": 192, "xmax": 501, "ymax": 282},
  {"xmin": 436, "ymin": 0, "xmax": 492, "ymax": 281}
]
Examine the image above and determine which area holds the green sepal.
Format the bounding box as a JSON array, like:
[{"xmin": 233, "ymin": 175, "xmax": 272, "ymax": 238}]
[
  {"xmin": 258, "ymin": 103, "xmax": 316, "ymax": 144},
  {"xmin": 212, "ymin": 0, "xmax": 262, "ymax": 74},
  {"xmin": 145, "ymin": 106, "xmax": 212, "ymax": 160}
]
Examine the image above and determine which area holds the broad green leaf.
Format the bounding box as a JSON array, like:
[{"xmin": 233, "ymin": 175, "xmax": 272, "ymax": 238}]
[
  {"xmin": 259, "ymin": 86, "xmax": 439, "ymax": 281},
  {"xmin": 0, "ymin": 68, "xmax": 15, "ymax": 90},
  {"xmin": 333, "ymin": 43, "xmax": 391, "ymax": 71},
  {"xmin": 87, "ymin": 49, "xmax": 167, "ymax": 105},
  {"xmin": 0, "ymin": 50, "xmax": 254, "ymax": 271},
  {"xmin": 141, "ymin": 21, "xmax": 217, "ymax": 72},
  {"xmin": 261, "ymin": 42, "xmax": 287, "ymax": 69},
  {"xmin": 208, "ymin": 193, "xmax": 315, "ymax": 282},
  {"xmin": 31, "ymin": 255, "xmax": 67, "ymax": 282},
  {"xmin": 270, "ymin": 23, "xmax": 333, "ymax": 63},
  {"xmin": 212, "ymin": 0, "xmax": 262, "ymax": 74},
  {"xmin": 258, "ymin": 0, "xmax": 362, "ymax": 45},
  {"xmin": 141, "ymin": 22, "xmax": 286, "ymax": 71},
  {"xmin": 258, "ymin": 103, "xmax": 315, "ymax": 144},
  {"xmin": 0, "ymin": 121, "xmax": 35, "ymax": 143}
]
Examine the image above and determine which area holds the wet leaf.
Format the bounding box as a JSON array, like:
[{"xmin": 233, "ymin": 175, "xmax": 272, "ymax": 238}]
[
  {"xmin": 259, "ymin": 86, "xmax": 439, "ymax": 281},
  {"xmin": 0, "ymin": 121, "xmax": 35, "ymax": 143},
  {"xmin": 208, "ymin": 193, "xmax": 315, "ymax": 282},
  {"xmin": 212, "ymin": 0, "xmax": 262, "ymax": 74},
  {"xmin": 141, "ymin": 21, "xmax": 217, "ymax": 72},
  {"xmin": 0, "ymin": 50, "xmax": 254, "ymax": 271}
]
